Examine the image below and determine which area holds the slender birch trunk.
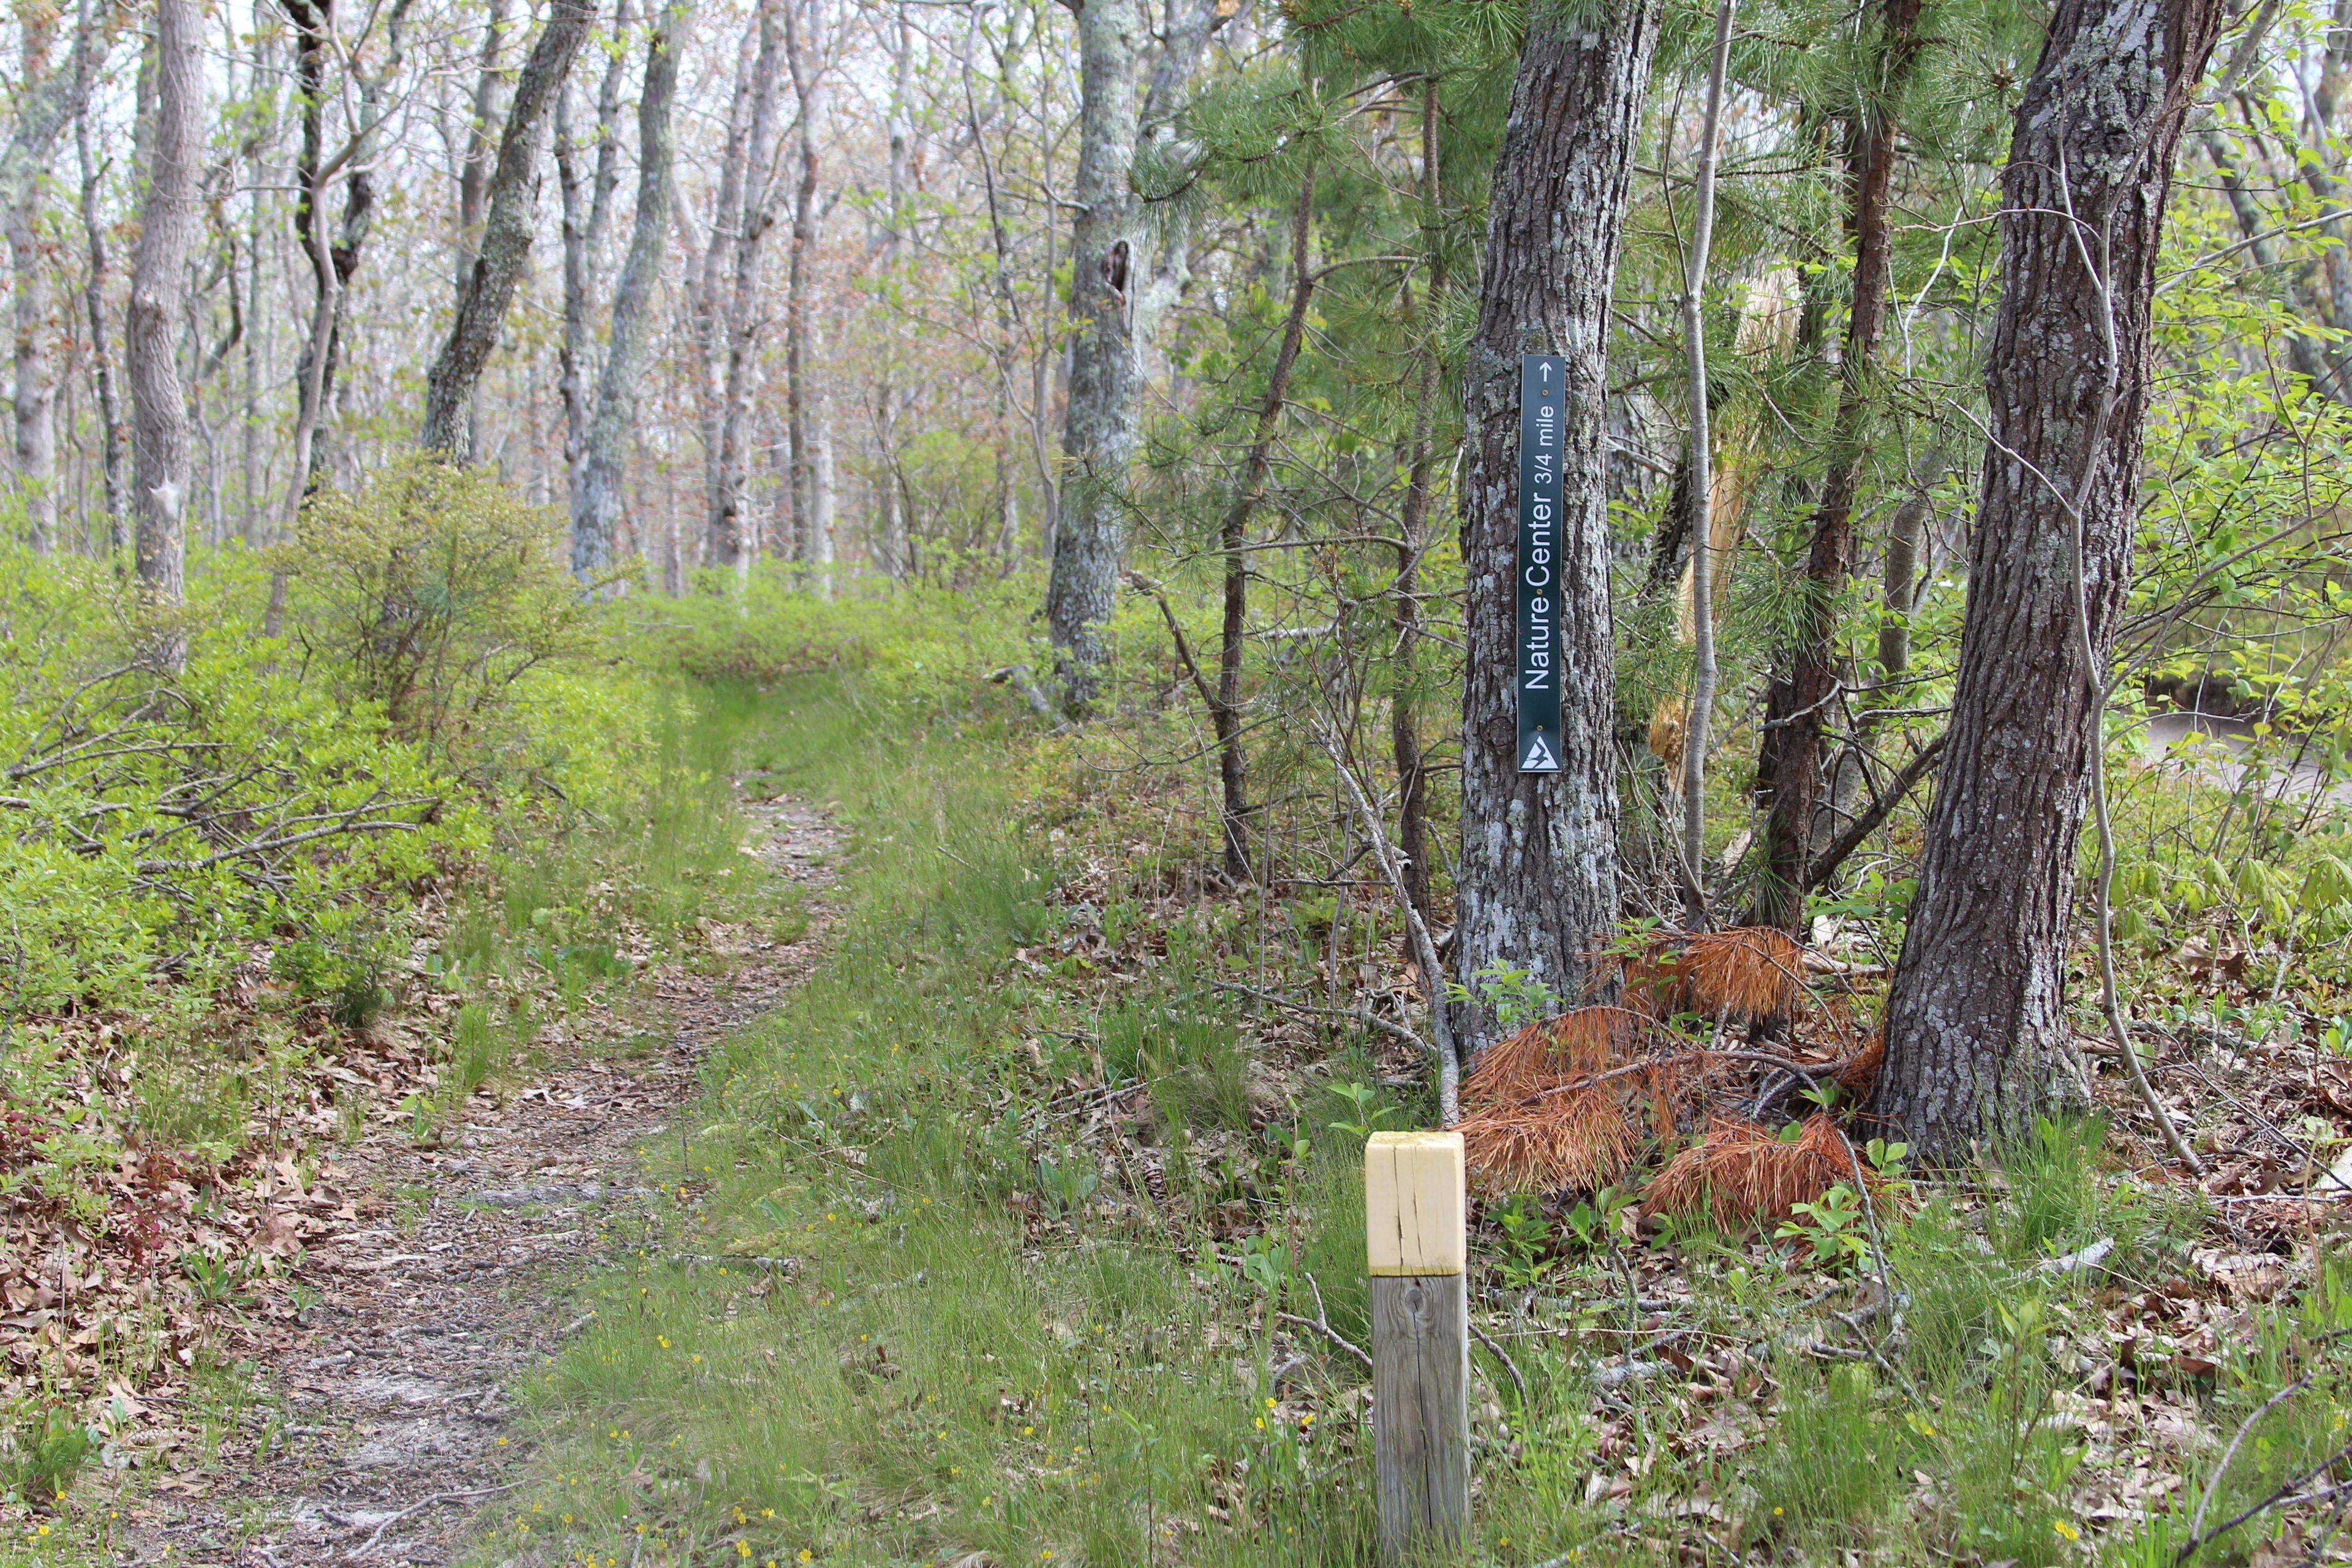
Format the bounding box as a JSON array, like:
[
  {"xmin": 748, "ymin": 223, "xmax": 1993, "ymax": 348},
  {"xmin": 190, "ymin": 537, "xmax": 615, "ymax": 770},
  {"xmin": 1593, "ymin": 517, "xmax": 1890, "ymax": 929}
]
[
  {"xmin": 573, "ymin": 0, "xmax": 688, "ymax": 578},
  {"xmin": 707, "ymin": 0, "xmax": 785, "ymax": 573},
  {"xmin": 129, "ymin": 0, "xmax": 203, "ymax": 643}
]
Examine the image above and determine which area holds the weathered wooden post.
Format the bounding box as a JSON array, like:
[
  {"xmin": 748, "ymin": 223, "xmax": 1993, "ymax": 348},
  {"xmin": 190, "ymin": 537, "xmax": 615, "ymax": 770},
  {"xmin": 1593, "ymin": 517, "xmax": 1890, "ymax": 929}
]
[{"xmin": 1365, "ymin": 1129, "xmax": 1469, "ymax": 1561}]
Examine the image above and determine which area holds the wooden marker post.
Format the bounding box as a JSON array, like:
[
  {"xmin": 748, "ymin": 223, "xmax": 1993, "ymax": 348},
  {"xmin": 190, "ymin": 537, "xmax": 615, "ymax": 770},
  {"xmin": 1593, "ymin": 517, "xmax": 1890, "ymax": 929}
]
[{"xmin": 1365, "ymin": 1130, "xmax": 1469, "ymax": 1561}]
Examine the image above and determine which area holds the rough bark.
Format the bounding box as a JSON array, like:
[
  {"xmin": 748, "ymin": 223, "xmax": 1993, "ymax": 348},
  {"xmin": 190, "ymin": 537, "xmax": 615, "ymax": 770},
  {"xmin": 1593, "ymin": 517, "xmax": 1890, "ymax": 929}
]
[
  {"xmin": 1749, "ymin": 0, "xmax": 1926, "ymax": 932},
  {"xmin": 129, "ymin": 0, "xmax": 202, "ymax": 630},
  {"xmin": 420, "ymin": 0, "xmax": 595, "ymax": 458},
  {"xmin": 707, "ymin": 0, "xmax": 785, "ymax": 571},
  {"xmin": 573, "ymin": 0, "xmax": 686, "ymax": 578},
  {"xmin": 1872, "ymin": 0, "xmax": 2229, "ymax": 1158},
  {"xmin": 1044, "ymin": 0, "xmax": 1148, "ymax": 714},
  {"xmin": 1455, "ymin": 0, "xmax": 1660, "ymax": 1049},
  {"xmin": 5, "ymin": 0, "xmax": 75, "ymax": 551}
]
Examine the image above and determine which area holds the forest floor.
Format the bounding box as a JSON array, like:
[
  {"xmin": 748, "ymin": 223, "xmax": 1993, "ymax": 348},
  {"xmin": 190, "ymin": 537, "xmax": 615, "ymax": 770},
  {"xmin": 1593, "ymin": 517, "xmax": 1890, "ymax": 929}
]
[
  {"xmin": 23, "ymin": 676, "xmax": 2352, "ymax": 1568},
  {"xmin": 99, "ymin": 791, "xmax": 845, "ymax": 1567}
]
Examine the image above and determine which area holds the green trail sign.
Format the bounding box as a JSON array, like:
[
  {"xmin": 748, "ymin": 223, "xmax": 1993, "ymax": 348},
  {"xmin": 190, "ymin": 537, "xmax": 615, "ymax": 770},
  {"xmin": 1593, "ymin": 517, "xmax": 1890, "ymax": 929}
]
[{"xmin": 1517, "ymin": 354, "xmax": 1566, "ymax": 774}]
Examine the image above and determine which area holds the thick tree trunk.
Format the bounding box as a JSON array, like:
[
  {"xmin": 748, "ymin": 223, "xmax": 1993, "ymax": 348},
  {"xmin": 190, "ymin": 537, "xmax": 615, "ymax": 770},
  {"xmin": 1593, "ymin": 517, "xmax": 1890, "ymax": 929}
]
[
  {"xmin": 1749, "ymin": 0, "xmax": 1925, "ymax": 932},
  {"xmin": 6, "ymin": 1, "xmax": 74, "ymax": 552},
  {"xmin": 573, "ymin": 0, "xmax": 686, "ymax": 578},
  {"xmin": 129, "ymin": 0, "xmax": 202, "ymax": 633},
  {"xmin": 1872, "ymin": 0, "xmax": 2228, "ymax": 1159},
  {"xmin": 1454, "ymin": 0, "xmax": 1660, "ymax": 1049},
  {"xmin": 420, "ymin": 0, "xmax": 594, "ymax": 458},
  {"xmin": 708, "ymin": 0, "xmax": 785, "ymax": 573},
  {"xmin": 1044, "ymin": 0, "xmax": 1147, "ymax": 714}
]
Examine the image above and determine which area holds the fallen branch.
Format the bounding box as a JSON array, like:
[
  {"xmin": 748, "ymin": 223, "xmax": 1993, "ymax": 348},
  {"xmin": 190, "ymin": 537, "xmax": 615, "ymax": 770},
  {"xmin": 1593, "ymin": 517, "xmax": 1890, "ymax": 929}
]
[
  {"xmin": 347, "ymin": 1480, "xmax": 524, "ymax": 1561},
  {"xmin": 1470, "ymin": 1316, "xmax": 1529, "ymax": 1406},
  {"xmin": 1278, "ymin": 1273, "xmax": 1373, "ymax": 1372}
]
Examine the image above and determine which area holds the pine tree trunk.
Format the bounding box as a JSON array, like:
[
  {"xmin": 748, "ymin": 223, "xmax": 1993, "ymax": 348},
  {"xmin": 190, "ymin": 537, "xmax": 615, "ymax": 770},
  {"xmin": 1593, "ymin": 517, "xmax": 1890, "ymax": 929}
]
[
  {"xmin": 1455, "ymin": 0, "xmax": 1660, "ymax": 1049},
  {"xmin": 1044, "ymin": 0, "xmax": 1147, "ymax": 714},
  {"xmin": 573, "ymin": 0, "xmax": 686, "ymax": 579},
  {"xmin": 1872, "ymin": 0, "xmax": 2229, "ymax": 1159},
  {"xmin": 420, "ymin": 0, "xmax": 594, "ymax": 458},
  {"xmin": 1749, "ymin": 0, "xmax": 1924, "ymax": 932},
  {"xmin": 128, "ymin": 0, "xmax": 201, "ymax": 636}
]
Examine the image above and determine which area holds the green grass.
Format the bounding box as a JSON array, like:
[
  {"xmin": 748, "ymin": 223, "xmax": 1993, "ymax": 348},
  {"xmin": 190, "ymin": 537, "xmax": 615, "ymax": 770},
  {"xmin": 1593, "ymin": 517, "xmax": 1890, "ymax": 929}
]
[{"xmin": 472, "ymin": 680, "xmax": 1409, "ymax": 1566}]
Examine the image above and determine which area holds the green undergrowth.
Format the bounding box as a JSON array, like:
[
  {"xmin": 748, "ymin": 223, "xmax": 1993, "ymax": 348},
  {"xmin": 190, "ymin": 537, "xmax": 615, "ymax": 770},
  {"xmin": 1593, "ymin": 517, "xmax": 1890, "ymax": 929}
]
[{"xmin": 481, "ymin": 680, "xmax": 2352, "ymax": 1568}]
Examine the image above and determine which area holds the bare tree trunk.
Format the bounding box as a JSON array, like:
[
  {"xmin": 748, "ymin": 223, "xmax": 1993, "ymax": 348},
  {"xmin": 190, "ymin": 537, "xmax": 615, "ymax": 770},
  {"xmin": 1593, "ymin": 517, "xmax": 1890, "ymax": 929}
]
[
  {"xmin": 1043, "ymin": 0, "xmax": 1147, "ymax": 713},
  {"xmin": 1873, "ymin": 0, "xmax": 2228, "ymax": 1159},
  {"xmin": 872, "ymin": 0, "xmax": 914, "ymax": 577},
  {"xmin": 129, "ymin": 0, "xmax": 202, "ymax": 641},
  {"xmin": 782, "ymin": 0, "xmax": 827, "ymax": 563},
  {"xmin": 72, "ymin": 0, "xmax": 125, "ymax": 543},
  {"xmin": 708, "ymin": 0, "xmax": 786, "ymax": 573},
  {"xmin": 694, "ymin": 20, "xmax": 755, "ymax": 546},
  {"xmin": 1749, "ymin": 0, "xmax": 1926, "ymax": 932},
  {"xmin": 420, "ymin": 0, "xmax": 594, "ymax": 458},
  {"xmin": 556, "ymin": 0, "xmax": 633, "ymax": 510},
  {"xmin": 6, "ymin": 0, "xmax": 75, "ymax": 551},
  {"xmin": 573, "ymin": 0, "xmax": 687, "ymax": 578},
  {"xmin": 1455, "ymin": 0, "xmax": 1660, "ymax": 1050}
]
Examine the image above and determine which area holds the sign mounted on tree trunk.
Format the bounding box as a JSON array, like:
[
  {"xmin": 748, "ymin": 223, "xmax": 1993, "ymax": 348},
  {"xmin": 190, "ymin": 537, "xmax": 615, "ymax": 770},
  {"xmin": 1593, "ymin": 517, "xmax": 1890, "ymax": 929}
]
[{"xmin": 1517, "ymin": 354, "xmax": 1566, "ymax": 772}]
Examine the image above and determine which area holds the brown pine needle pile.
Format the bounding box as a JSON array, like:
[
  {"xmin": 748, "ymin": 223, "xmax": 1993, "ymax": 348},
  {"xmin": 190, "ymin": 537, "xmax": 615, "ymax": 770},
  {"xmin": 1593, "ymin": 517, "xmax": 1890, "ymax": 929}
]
[
  {"xmin": 1612, "ymin": 925, "xmax": 1807, "ymax": 1027},
  {"xmin": 1644, "ymin": 1112, "xmax": 1871, "ymax": 1227},
  {"xmin": 1458, "ymin": 1005, "xmax": 1705, "ymax": 1196}
]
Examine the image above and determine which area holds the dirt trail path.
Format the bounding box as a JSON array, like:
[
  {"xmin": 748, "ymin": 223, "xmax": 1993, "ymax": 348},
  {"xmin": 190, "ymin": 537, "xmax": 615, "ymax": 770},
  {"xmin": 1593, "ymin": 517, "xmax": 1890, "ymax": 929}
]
[{"xmin": 121, "ymin": 791, "xmax": 843, "ymax": 1567}]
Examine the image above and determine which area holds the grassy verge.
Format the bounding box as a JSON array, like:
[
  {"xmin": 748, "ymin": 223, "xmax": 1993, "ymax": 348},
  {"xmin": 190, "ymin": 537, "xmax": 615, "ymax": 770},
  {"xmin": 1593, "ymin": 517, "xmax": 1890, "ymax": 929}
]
[{"xmin": 481, "ymin": 678, "xmax": 2352, "ymax": 1568}]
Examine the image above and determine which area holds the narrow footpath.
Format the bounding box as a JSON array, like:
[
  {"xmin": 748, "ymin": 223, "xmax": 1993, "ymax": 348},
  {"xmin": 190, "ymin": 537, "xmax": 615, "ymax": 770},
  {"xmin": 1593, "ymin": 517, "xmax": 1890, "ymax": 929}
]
[{"xmin": 121, "ymin": 791, "xmax": 843, "ymax": 1567}]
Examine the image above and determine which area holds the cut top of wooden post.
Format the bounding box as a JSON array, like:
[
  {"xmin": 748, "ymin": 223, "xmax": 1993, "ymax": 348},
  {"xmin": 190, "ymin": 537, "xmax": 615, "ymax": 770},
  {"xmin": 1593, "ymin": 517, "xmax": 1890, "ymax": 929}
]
[{"xmin": 1365, "ymin": 1131, "xmax": 1466, "ymax": 1276}]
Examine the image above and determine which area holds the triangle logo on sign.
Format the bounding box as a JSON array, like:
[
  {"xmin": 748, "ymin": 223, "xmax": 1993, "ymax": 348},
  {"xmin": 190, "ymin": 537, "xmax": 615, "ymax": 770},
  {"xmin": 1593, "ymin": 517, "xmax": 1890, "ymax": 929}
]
[{"xmin": 1521, "ymin": 733, "xmax": 1559, "ymax": 772}]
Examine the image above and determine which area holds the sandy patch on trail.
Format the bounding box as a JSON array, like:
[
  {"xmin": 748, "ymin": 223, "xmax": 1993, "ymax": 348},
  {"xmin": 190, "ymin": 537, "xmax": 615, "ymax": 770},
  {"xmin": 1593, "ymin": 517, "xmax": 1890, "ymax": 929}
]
[{"xmin": 113, "ymin": 789, "xmax": 842, "ymax": 1567}]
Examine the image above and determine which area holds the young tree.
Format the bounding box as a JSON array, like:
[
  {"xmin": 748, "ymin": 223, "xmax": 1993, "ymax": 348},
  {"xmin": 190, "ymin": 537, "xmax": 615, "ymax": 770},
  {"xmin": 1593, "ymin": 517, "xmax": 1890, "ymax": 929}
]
[
  {"xmin": 1748, "ymin": 0, "xmax": 1929, "ymax": 932},
  {"xmin": 1454, "ymin": 0, "xmax": 1662, "ymax": 1048},
  {"xmin": 572, "ymin": 0, "xmax": 689, "ymax": 577},
  {"xmin": 129, "ymin": 0, "xmax": 203, "ymax": 625},
  {"xmin": 1871, "ymin": 0, "xmax": 2230, "ymax": 1158},
  {"xmin": 420, "ymin": 0, "xmax": 595, "ymax": 458}
]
